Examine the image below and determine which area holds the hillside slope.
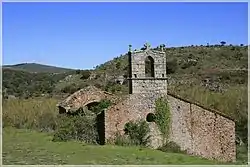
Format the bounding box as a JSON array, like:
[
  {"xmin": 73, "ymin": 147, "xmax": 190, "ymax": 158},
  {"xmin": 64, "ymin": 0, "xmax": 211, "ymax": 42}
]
[
  {"xmin": 2, "ymin": 68, "xmax": 76, "ymax": 98},
  {"xmin": 3, "ymin": 63, "xmax": 74, "ymax": 73}
]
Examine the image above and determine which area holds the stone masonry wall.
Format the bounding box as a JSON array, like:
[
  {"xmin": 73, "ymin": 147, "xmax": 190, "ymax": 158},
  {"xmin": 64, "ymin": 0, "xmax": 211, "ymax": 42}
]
[
  {"xmin": 132, "ymin": 80, "xmax": 167, "ymax": 94},
  {"xmin": 105, "ymin": 49, "xmax": 167, "ymax": 148},
  {"xmin": 105, "ymin": 93, "xmax": 164, "ymax": 148},
  {"xmin": 131, "ymin": 50, "xmax": 166, "ymax": 79},
  {"xmin": 106, "ymin": 47, "xmax": 235, "ymax": 162},
  {"xmin": 105, "ymin": 94, "xmax": 236, "ymax": 162},
  {"xmin": 130, "ymin": 50, "xmax": 167, "ymax": 95},
  {"xmin": 167, "ymin": 95, "xmax": 236, "ymax": 162}
]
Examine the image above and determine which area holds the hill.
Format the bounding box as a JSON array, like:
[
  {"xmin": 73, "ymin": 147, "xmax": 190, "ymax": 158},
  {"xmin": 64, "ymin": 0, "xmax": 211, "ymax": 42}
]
[
  {"xmin": 3, "ymin": 63, "xmax": 74, "ymax": 73},
  {"xmin": 2, "ymin": 44, "xmax": 248, "ymax": 154},
  {"xmin": 2, "ymin": 68, "xmax": 77, "ymax": 98}
]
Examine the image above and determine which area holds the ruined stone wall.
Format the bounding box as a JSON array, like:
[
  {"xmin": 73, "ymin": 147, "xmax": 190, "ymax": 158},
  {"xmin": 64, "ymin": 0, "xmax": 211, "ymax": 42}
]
[
  {"xmin": 57, "ymin": 86, "xmax": 120, "ymax": 113},
  {"xmin": 105, "ymin": 93, "xmax": 163, "ymax": 148},
  {"xmin": 105, "ymin": 46, "xmax": 235, "ymax": 162},
  {"xmin": 105, "ymin": 93, "xmax": 236, "ymax": 162},
  {"xmin": 167, "ymin": 95, "xmax": 236, "ymax": 162}
]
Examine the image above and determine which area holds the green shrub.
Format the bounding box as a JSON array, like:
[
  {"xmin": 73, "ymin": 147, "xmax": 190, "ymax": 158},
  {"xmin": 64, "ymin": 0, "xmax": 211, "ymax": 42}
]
[
  {"xmin": 155, "ymin": 97, "xmax": 171, "ymax": 143},
  {"xmin": 158, "ymin": 141, "xmax": 186, "ymax": 154},
  {"xmin": 88, "ymin": 99, "xmax": 112, "ymax": 114},
  {"xmin": 75, "ymin": 69, "xmax": 81, "ymax": 74},
  {"xmin": 37, "ymin": 112, "xmax": 57, "ymax": 132},
  {"xmin": 181, "ymin": 60, "xmax": 197, "ymax": 69},
  {"xmin": 236, "ymin": 143, "xmax": 248, "ymax": 164},
  {"xmin": 80, "ymin": 70, "xmax": 91, "ymax": 80},
  {"xmin": 166, "ymin": 59, "xmax": 178, "ymax": 74},
  {"xmin": 115, "ymin": 61, "xmax": 121, "ymax": 69},
  {"xmin": 104, "ymin": 81, "xmax": 120, "ymax": 93},
  {"xmin": 61, "ymin": 83, "xmax": 80, "ymax": 94},
  {"xmin": 113, "ymin": 133, "xmax": 135, "ymax": 146},
  {"xmin": 94, "ymin": 83, "xmax": 103, "ymax": 89},
  {"xmin": 123, "ymin": 120, "xmax": 151, "ymax": 146},
  {"xmin": 52, "ymin": 113, "xmax": 98, "ymax": 144}
]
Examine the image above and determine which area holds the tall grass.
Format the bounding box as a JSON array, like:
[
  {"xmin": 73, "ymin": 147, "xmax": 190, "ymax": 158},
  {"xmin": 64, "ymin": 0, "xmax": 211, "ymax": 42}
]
[
  {"xmin": 168, "ymin": 84, "xmax": 247, "ymax": 118},
  {"xmin": 2, "ymin": 98, "xmax": 59, "ymax": 132},
  {"xmin": 2, "ymin": 98, "xmax": 101, "ymax": 144}
]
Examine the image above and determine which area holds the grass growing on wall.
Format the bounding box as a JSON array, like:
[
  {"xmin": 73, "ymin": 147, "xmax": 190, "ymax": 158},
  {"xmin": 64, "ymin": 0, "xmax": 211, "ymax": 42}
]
[{"xmin": 155, "ymin": 97, "xmax": 171, "ymax": 143}]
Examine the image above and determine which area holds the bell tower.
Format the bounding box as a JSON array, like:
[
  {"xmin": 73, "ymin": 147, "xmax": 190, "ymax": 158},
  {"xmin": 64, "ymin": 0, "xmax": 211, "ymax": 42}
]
[{"xmin": 128, "ymin": 43, "xmax": 167, "ymax": 95}]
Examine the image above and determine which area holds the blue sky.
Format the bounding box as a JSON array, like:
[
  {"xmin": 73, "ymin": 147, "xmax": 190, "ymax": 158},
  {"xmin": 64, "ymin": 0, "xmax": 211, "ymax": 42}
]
[{"xmin": 3, "ymin": 2, "xmax": 248, "ymax": 69}]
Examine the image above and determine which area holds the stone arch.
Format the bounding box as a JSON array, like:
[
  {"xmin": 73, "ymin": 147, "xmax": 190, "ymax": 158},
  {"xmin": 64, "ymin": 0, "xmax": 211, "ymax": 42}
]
[
  {"xmin": 57, "ymin": 86, "xmax": 118, "ymax": 114},
  {"xmin": 145, "ymin": 56, "xmax": 155, "ymax": 77},
  {"xmin": 57, "ymin": 86, "xmax": 122, "ymax": 145},
  {"xmin": 86, "ymin": 101, "xmax": 101, "ymax": 113}
]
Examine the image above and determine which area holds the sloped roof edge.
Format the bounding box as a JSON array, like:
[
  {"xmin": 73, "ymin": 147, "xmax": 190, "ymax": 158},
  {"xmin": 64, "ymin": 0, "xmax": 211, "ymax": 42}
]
[{"xmin": 167, "ymin": 92, "xmax": 235, "ymax": 122}]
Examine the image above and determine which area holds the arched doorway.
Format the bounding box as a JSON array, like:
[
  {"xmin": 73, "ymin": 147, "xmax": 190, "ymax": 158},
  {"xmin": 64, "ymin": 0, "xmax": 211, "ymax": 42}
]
[
  {"xmin": 145, "ymin": 56, "xmax": 155, "ymax": 77},
  {"xmin": 96, "ymin": 110, "xmax": 105, "ymax": 145},
  {"xmin": 86, "ymin": 100, "xmax": 110, "ymax": 145}
]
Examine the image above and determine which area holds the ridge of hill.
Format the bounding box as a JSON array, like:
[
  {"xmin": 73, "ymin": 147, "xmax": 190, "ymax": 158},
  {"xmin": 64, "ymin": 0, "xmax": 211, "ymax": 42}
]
[{"xmin": 2, "ymin": 63, "xmax": 74, "ymax": 73}]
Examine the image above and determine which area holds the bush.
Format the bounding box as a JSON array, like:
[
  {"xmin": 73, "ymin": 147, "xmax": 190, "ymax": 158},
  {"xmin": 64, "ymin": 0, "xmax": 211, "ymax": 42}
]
[
  {"xmin": 61, "ymin": 83, "xmax": 80, "ymax": 94},
  {"xmin": 37, "ymin": 112, "xmax": 58, "ymax": 132},
  {"xmin": 75, "ymin": 69, "xmax": 81, "ymax": 74},
  {"xmin": 104, "ymin": 81, "xmax": 124, "ymax": 94},
  {"xmin": 113, "ymin": 133, "xmax": 135, "ymax": 146},
  {"xmin": 166, "ymin": 59, "xmax": 178, "ymax": 74},
  {"xmin": 115, "ymin": 61, "xmax": 121, "ymax": 69},
  {"xmin": 104, "ymin": 81, "xmax": 116, "ymax": 91},
  {"xmin": 158, "ymin": 141, "xmax": 186, "ymax": 154},
  {"xmin": 80, "ymin": 70, "xmax": 91, "ymax": 80},
  {"xmin": 88, "ymin": 99, "xmax": 112, "ymax": 114},
  {"xmin": 123, "ymin": 120, "xmax": 151, "ymax": 146},
  {"xmin": 94, "ymin": 83, "xmax": 103, "ymax": 89},
  {"xmin": 53, "ymin": 113, "xmax": 98, "ymax": 144},
  {"xmin": 181, "ymin": 60, "xmax": 197, "ymax": 69},
  {"xmin": 155, "ymin": 97, "xmax": 171, "ymax": 142},
  {"xmin": 236, "ymin": 143, "xmax": 248, "ymax": 164}
]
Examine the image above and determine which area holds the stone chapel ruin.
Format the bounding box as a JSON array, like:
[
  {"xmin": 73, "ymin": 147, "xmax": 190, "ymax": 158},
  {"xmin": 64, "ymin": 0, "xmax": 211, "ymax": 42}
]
[{"xmin": 57, "ymin": 43, "xmax": 236, "ymax": 162}]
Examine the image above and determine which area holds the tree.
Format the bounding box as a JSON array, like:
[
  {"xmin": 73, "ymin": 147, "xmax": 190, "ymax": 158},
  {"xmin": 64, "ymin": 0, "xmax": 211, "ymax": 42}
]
[
  {"xmin": 75, "ymin": 69, "xmax": 81, "ymax": 74},
  {"xmin": 115, "ymin": 61, "xmax": 121, "ymax": 69},
  {"xmin": 80, "ymin": 70, "xmax": 91, "ymax": 80},
  {"xmin": 220, "ymin": 41, "xmax": 226, "ymax": 46}
]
